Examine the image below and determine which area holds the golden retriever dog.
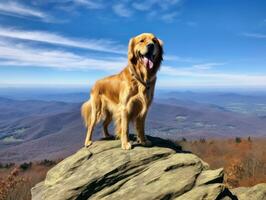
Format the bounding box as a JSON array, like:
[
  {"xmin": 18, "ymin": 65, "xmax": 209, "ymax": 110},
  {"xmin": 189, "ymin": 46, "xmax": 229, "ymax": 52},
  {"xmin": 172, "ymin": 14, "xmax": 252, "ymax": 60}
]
[{"xmin": 81, "ymin": 33, "xmax": 163, "ymax": 150}]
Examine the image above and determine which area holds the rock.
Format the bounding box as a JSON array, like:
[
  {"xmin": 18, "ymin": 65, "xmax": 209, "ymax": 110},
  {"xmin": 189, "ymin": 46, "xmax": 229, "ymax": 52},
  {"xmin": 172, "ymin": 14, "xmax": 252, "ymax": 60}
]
[
  {"xmin": 175, "ymin": 184, "xmax": 225, "ymax": 200},
  {"xmin": 231, "ymin": 183, "xmax": 266, "ymax": 200},
  {"xmin": 31, "ymin": 135, "xmax": 266, "ymax": 200},
  {"xmin": 195, "ymin": 168, "xmax": 224, "ymax": 186}
]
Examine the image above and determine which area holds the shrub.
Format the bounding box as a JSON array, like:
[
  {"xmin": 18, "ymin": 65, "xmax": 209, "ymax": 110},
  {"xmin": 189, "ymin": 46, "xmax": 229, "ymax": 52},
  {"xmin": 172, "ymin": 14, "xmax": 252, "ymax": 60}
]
[
  {"xmin": 235, "ymin": 137, "xmax": 242, "ymax": 143},
  {"xmin": 0, "ymin": 163, "xmax": 15, "ymax": 169},
  {"xmin": 38, "ymin": 159, "xmax": 56, "ymax": 167},
  {"xmin": 199, "ymin": 138, "xmax": 206, "ymax": 143},
  {"xmin": 0, "ymin": 167, "xmax": 26, "ymax": 200},
  {"xmin": 5, "ymin": 163, "xmax": 15, "ymax": 169},
  {"xmin": 19, "ymin": 162, "xmax": 32, "ymax": 171}
]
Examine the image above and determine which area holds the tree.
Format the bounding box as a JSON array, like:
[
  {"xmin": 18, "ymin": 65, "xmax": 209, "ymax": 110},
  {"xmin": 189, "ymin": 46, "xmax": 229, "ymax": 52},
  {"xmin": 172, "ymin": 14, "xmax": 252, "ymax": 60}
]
[
  {"xmin": 235, "ymin": 137, "xmax": 241, "ymax": 143},
  {"xmin": 19, "ymin": 162, "xmax": 32, "ymax": 171},
  {"xmin": 200, "ymin": 138, "xmax": 206, "ymax": 143}
]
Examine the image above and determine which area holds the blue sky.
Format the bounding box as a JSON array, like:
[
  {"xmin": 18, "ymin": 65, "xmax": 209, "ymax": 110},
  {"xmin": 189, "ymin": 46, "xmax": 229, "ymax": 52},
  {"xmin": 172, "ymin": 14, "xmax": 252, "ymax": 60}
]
[{"xmin": 0, "ymin": 0, "xmax": 266, "ymax": 89}]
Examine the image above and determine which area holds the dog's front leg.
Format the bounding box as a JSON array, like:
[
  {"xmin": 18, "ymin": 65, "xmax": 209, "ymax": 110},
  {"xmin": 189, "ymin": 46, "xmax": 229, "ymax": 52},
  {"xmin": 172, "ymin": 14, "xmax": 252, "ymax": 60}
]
[
  {"xmin": 120, "ymin": 106, "xmax": 132, "ymax": 150},
  {"xmin": 135, "ymin": 115, "xmax": 152, "ymax": 147}
]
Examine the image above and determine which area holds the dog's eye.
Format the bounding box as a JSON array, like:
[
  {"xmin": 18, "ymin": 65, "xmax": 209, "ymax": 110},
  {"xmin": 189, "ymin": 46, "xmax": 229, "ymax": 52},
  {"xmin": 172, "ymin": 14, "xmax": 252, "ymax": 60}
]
[{"xmin": 140, "ymin": 39, "xmax": 144, "ymax": 43}]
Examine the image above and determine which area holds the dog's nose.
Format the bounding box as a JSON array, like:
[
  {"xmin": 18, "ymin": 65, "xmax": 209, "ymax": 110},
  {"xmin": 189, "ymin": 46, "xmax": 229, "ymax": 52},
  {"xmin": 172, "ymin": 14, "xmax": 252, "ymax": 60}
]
[{"xmin": 147, "ymin": 43, "xmax": 154, "ymax": 52}]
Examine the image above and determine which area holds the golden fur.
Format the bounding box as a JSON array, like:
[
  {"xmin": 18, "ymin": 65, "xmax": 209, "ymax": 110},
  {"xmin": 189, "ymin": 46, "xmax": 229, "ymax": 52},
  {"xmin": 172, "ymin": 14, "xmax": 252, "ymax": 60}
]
[{"xmin": 81, "ymin": 33, "xmax": 163, "ymax": 150}]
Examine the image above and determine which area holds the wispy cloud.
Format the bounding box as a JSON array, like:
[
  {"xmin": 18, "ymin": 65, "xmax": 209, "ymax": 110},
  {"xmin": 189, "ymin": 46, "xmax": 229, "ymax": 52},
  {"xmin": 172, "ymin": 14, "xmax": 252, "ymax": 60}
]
[
  {"xmin": 0, "ymin": 27, "xmax": 126, "ymax": 54},
  {"xmin": 0, "ymin": 1, "xmax": 52, "ymax": 22},
  {"xmin": 112, "ymin": 3, "xmax": 133, "ymax": 17},
  {"xmin": 132, "ymin": 0, "xmax": 182, "ymax": 11},
  {"xmin": 0, "ymin": 39, "xmax": 126, "ymax": 71},
  {"xmin": 160, "ymin": 0, "xmax": 182, "ymax": 10},
  {"xmin": 164, "ymin": 55, "xmax": 201, "ymax": 63},
  {"xmin": 192, "ymin": 62, "xmax": 225, "ymax": 70},
  {"xmin": 2, "ymin": 1, "xmax": 183, "ymax": 23},
  {"xmin": 1, "ymin": 34, "xmax": 265, "ymax": 88},
  {"xmin": 54, "ymin": 0, "xmax": 104, "ymax": 12},
  {"xmin": 132, "ymin": 2, "xmax": 150, "ymax": 11},
  {"xmin": 242, "ymin": 32, "xmax": 266, "ymax": 39},
  {"xmin": 73, "ymin": 0, "xmax": 104, "ymax": 9},
  {"xmin": 161, "ymin": 12, "xmax": 179, "ymax": 23},
  {"xmin": 160, "ymin": 65, "xmax": 266, "ymax": 87},
  {"xmin": 133, "ymin": 0, "xmax": 183, "ymax": 23},
  {"xmin": 132, "ymin": 0, "xmax": 182, "ymax": 22},
  {"xmin": 161, "ymin": 62, "xmax": 225, "ymax": 74}
]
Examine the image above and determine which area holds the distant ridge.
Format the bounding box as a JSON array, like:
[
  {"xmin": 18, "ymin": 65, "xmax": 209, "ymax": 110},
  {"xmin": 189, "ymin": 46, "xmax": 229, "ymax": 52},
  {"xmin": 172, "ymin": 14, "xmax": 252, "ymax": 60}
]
[{"xmin": 1, "ymin": 97, "xmax": 266, "ymax": 163}]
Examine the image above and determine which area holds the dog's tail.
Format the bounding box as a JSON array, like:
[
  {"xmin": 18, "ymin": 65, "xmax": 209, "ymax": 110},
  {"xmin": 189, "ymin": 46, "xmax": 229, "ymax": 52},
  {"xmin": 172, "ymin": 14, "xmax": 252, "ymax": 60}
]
[{"xmin": 81, "ymin": 100, "xmax": 91, "ymax": 127}]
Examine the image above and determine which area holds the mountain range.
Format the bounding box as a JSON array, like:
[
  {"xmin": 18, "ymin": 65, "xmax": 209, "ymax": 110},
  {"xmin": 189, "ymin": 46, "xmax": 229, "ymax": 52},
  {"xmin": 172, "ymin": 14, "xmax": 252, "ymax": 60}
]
[{"xmin": 0, "ymin": 90, "xmax": 266, "ymax": 162}]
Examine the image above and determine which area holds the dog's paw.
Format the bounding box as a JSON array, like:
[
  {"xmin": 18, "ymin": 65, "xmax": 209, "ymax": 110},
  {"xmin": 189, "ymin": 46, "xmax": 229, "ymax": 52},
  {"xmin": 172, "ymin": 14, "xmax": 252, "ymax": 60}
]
[
  {"xmin": 121, "ymin": 142, "xmax": 132, "ymax": 150},
  {"xmin": 137, "ymin": 138, "xmax": 152, "ymax": 147},
  {"xmin": 84, "ymin": 140, "xmax": 93, "ymax": 148}
]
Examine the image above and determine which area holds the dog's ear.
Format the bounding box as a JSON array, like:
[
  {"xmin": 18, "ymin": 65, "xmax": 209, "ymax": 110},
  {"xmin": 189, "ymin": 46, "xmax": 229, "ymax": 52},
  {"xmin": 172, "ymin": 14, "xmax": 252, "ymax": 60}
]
[
  {"xmin": 157, "ymin": 38, "xmax": 164, "ymax": 47},
  {"xmin": 128, "ymin": 37, "xmax": 137, "ymax": 65},
  {"xmin": 156, "ymin": 37, "xmax": 164, "ymax": 63}
]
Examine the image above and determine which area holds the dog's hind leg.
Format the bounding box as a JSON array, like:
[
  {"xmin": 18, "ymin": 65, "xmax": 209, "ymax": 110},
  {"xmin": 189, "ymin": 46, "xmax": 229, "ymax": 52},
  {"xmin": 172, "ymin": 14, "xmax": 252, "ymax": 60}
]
[
  {"xmin": 102, "ymin": 112, "xmax": 112, "ymax": 138},
  {"xmin": 84, "ymin": 97, "xmax": 98, "ymax": 147},
  {"xmin": 84, "ymin": 115, "xmax": 96, "ymax": 147}
]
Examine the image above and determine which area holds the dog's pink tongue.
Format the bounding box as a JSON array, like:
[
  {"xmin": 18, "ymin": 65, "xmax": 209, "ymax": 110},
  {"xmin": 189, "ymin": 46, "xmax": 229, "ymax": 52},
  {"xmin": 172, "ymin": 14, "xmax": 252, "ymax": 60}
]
[{"xmin": 143, "ymin": 57, "xmax": 154, "ymax": 69}]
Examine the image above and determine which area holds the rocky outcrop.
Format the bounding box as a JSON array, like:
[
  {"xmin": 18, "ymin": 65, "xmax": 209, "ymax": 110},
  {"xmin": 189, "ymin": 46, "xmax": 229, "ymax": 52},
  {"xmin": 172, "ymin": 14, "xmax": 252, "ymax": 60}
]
[
  {"xmin": 231, "ymin": 184, "xmax": 266, "ymax": 200},
  {"xmin": 31, "ymin": 135, "xmax": 266, "ymax": 200}
]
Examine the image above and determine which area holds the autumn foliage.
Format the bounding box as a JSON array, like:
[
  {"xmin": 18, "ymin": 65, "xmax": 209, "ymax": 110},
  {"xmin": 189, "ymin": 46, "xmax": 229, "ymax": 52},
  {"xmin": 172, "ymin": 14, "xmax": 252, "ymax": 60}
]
[
  {"xmin": 177, "ymin": 137, "xmax": 266, "ymax": 188},
  {"xmin": 0, "ymin": 160, "xmax": 56, "ymax": 200}
]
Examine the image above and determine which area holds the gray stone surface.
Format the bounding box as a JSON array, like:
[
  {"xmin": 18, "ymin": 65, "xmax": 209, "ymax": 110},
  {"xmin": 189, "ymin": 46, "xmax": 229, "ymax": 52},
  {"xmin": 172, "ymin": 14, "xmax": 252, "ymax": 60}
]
[
  {"xmin": 231, "ymin": 183, "xmax": 266, "ymax": 200},
  {"xmin": 31, "ymin": 136, "xmax": 266, "ymax": 200}
]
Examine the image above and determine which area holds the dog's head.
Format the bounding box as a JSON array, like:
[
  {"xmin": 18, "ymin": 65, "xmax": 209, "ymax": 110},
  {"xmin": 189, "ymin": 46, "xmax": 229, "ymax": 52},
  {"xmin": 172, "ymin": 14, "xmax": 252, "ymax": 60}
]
[{"xmin": 128, "ymin": 33, "xmax": 163, "ymax": 75}]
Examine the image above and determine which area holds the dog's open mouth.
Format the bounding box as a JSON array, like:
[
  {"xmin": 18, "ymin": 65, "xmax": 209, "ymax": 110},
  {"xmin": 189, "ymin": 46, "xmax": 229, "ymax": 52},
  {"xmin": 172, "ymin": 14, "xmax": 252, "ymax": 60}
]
[{"xmin": 142, "ymin": 54, "xmax": 154, "ymax": 70}]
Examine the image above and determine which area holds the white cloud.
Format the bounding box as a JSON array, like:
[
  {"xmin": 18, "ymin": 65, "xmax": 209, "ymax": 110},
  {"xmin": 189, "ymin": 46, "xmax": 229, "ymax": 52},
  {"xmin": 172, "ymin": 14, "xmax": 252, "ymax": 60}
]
[
  {"xmin": 132, "ymin": 0, "xmax": 182, "ymax": 11},
  {"xmin": 0, "ymin": 27, "xmax": 126, "ymax": 54},
  {"xmin": 159, "ymin": 0, "xmax": 182, "ymax": 10},
  {"xmin": 161, "ymin": 66, "xmax": 196, "ymax": 76},
  {"xmin": 0, "ymin": 1, "xmax": 52, "ymax": 22},
  {"xmin": 164, "ymin": 55, "xmax": 201, "ymax": 63},
  {"xmin": 132, "ymin": 2, "xmax": 150, "ymax": 11},
  {"xmin": 160, "ymin": 65, "xmax": 266, "ymax": 87},
  {"xmin": 0, "ymin": 1, "xmax": 183, "ymax": 23},
  {"xmin": 193, "ymin": 62, "xmax": 225, "ymax": 70},
  {"xmin": 73, "ymin": 0, "xmax": 104, "ymax": 9},
  {"xmin": 1, "ymin": 35, "xmax": 265, "ymax": 88},
  {"xmin": 161, "ymin": 12, "xmax": 178, "ymax": 23},
  {"xmin": 112, "ymin": 3, "xmax": 133, "ymax": 17},
  {"xmin": 53, "ymin": 0, "xmax": 103, "ymax": 11},
  {"xmin": 132, "ymin": 0, "xmax": 159, "ymax": 11},
  {"xmin": 242, "ymin": 32, "xmax": 266, "ymax": 39},
  {"xmin": 0, "ymin": 39, "xmax": 127, "ymax": 71},
  {"xmin": 133, "ymin": 0, "xmax": 182, "ymax": 22}
]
